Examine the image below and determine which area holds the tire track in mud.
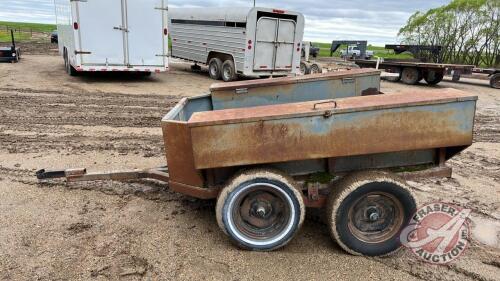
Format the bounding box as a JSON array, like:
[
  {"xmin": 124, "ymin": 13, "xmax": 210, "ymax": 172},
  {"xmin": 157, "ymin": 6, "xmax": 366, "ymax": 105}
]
[{"xmin": 0, "ymin": 87, "xmax": 181, "ymax": 155}]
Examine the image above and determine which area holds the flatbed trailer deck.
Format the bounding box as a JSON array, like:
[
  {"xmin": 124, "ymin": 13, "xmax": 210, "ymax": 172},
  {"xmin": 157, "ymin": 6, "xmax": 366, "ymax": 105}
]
[
  {"xmin": 354, "ymin": 59, "xmax": 474, "ymax": 86},
  {"xmin": 471, "ymin": 68, "xmax": 500, "ymax": 89},
  {"xmin": 36, "ymin": 70, "xmax": 477, "ymax": 256}
]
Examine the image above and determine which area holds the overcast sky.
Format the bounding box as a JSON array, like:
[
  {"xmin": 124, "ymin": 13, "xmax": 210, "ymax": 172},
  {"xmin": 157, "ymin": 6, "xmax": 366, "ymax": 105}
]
[{"xmin": 0, "ymin": 0, "xmax": 449, "ymax": 45}]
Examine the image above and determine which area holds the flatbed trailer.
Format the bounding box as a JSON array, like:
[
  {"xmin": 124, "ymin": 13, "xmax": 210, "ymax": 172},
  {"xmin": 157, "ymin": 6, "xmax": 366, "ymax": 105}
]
[
  {"xmin": 471, "ymin": 68, "xmax": 500, "ymax": 89},
  {"xmin": 354, "ymin": 59, "xmax": 474, "ymax": 86},
  {"xmin": 36, "ymin": 69, "xmax": 477, "ymax": 256}
]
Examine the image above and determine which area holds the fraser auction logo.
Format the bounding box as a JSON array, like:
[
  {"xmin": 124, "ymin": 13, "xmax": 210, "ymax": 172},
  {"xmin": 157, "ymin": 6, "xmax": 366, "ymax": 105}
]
[{"xmin": 400, "ymin": 202, "xmax": 471, "ymax": 264}]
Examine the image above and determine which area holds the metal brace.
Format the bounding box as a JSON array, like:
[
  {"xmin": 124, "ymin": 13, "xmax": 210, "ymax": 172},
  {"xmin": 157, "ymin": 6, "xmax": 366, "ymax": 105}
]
[
  {"xmin": 154, "ymin": 7, "xmax": 168, "ymax": 11},
  {"xmin": 113, "ymin": 26, "xmax": 129, "ymax": 32},
  {"xmin": 307, "ymin": 182, "xmax": 320, "ymax": 201}
]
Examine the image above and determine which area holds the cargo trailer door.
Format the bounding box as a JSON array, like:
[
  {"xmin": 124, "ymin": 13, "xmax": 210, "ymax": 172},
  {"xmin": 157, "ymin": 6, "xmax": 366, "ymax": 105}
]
[
  {"xmin": 76, "ymin": 0, "xmax": 125, "ymax": 65},
  {"xmin": 274, "ymin": 19, "xmax": 296, "ymax": 70},
  {"xmin": 125, "ymin": 0, "xmax": 166, "ymax": 67},
  {"xmin": 253, "ymin": 17, "xmax": 278, "ymax": 71}
]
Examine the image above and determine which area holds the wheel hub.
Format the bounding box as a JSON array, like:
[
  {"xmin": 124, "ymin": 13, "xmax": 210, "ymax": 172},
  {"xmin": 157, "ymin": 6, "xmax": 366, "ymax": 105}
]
[
  {"xmin": 232, "ymin": 185, "xmax": 292, "ymax": 241},
  {"xmin": 347, "ymin": 192, "xmax": 404, "ymax": 243},
  {"xmin": 251, "ymin": 200, "xmax": 273, "ymax": 219},
  {"xmin": 366, "ymin": 207, "xmax": 380, "ymax": 222}
]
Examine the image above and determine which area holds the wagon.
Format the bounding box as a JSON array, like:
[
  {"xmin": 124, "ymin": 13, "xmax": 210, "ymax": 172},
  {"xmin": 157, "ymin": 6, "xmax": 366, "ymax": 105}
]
[{"xmin": 36, "ymin": 69, "xmax": 477, "ymax": 256}]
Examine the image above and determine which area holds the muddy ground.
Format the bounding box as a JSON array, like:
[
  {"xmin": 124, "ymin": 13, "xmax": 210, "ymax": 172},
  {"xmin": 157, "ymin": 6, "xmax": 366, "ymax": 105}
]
[{"xmin": 0, "ymin": 52, "xmax": 499, "ymax": 281}]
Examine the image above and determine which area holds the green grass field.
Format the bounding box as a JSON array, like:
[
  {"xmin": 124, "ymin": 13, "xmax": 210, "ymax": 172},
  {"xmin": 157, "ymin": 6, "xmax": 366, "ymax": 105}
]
[
  {"xmin": 313, "ymin": 42, "xmax": 414, "ymax": 59},
  {"xmin": 0, "ymin": 21, "xmax": 56, "ymax": 33},
  {"xmin": 0, "ymin": 30, "xmax": 31, "ymax": 42},
  {"xmin": 0, "ymin": 21, "xmax": 56, "ymax": 43}
]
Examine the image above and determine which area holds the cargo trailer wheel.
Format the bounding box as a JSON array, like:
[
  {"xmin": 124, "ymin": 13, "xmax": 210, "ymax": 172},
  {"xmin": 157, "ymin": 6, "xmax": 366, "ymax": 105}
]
[
  {"xmin": 424, "ymin": 70, "xmax": 444, "ymax": 85},
  {"xmin": 208, "ymin": 58, "xmax": 223, "ymax": 80},
  {"xmin": 310, "ymin": 63, "xmax": 322, "ymax": 74},
  {"xmin": 222, "ymin": 60, "xmax": 237, "ymax": 82},
  {"xmin": 216, "ymin": 169, "xmax": 305, "ymax": 251},
  {"xmin": 401, "ymin": 67, "xmax": 420, "ymax": 85},
  {"xmin": 300, "ymin": 61, "xmax": 310, "ymax": 75},
  {"xmin": 64, "ymin": 49, "xmax": 77, "ymax": 76},
  {"xmin": 326, "ymin": 171, "xmax": 416, "ymax": 256},
  {"xmin": 490, "ymin": 73, "xmax": 500, "ymax": 89}
]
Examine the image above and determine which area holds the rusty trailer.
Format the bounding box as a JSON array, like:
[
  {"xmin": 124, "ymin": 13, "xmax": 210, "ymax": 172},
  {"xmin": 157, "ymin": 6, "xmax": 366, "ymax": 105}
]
[{"xmin": 37, "ymin": 69, "xmax": 477, "ymax": 255}]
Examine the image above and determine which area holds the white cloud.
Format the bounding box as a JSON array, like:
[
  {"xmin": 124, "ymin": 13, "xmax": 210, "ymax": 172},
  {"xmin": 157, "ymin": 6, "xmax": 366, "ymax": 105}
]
[{"xmin": 0, "ymin": 0, "xmax": 450, "ymax": 45}]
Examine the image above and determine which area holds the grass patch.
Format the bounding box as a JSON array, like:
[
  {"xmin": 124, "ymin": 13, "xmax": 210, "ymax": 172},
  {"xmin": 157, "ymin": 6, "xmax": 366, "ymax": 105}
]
[
  {"xmin": 0, "ymin": 30, "xmax": 31, "ymax": 43},
  {"xmin": 0, "ymin": 21, "xmax": 55, "ymax": 43},
  {"xmin": 313, "ymin": 42, "xmax": 414, "ymax": 60},
  {"xmin": 0, "ymin": 21, "xmax": 56, "ymax": 33},
  {"xmin": 307, "ymin": 172, "xmax": 336, "ymax": 184}
]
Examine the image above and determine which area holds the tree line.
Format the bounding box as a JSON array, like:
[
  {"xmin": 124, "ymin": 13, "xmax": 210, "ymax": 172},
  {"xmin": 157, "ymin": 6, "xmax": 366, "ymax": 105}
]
[{"xmin": 398, "ymin": 0, "xmax": 499, "ymax": 67}]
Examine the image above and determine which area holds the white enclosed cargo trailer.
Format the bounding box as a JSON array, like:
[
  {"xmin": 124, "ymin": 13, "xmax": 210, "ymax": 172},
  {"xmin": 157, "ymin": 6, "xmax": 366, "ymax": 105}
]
[
  {"xmin": 54, "ymin": 0, "xmax": 169, "ymax": 76},
  {"xmin": 168, "ymin": 7, "xmax": 305, "ymax": 81}
]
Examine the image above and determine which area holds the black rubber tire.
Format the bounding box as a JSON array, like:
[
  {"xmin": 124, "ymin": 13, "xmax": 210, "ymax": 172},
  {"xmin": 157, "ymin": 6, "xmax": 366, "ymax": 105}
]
[
  {"xmin": 424, "ymin": 70, "xmax": 444, "ymax": 85},
  {"xmin": 326, "ymin": 171, "xmax": 417, "ymax": 256},
  {"xmin": 310, "ymin": 63, "xmax": 322, "ymax": 74},
  {"xmin": 208, "ymin": 57, "xmax": 223, "ymax": 80},
  {"xmin": 490, "ymin": 73, "xmax": 500, "ymax": 89},
  {"xmin": 221, "ymin": 60, "xmax": 237, "ymax": 82},
  {"xmin": 68, "ymin": 64, "xmax": 78, "ymax": 76},
  {"xmin": 401, "ymin": 67, "xmax": 420, "ymax": 85},
  {"xmin": 63, "ymin": 49, "xmax": 69, "ymax": 72},
  {"xmin": 300, "ymin": 61, "xmax": 311, "ymax": 75},
  {"xmin": 64, "ymin": 49, "xmax": 78, "ymax": 76},
  {"xmin": 216, "ymin": 169, "xmax": 305, "ymax": 251}
]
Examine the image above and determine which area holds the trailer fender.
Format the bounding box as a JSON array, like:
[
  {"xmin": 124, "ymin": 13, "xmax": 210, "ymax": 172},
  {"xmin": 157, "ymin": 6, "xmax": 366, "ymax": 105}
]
[{"xmin": 207, "ymin": 51, "xmax": 234, "ymax": 65}]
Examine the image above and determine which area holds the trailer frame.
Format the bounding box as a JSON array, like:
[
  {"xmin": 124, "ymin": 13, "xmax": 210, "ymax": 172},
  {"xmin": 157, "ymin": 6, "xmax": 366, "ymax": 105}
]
[{"xmin": 354, "ymin": 59, "xmax": 474, "ymax": 86}]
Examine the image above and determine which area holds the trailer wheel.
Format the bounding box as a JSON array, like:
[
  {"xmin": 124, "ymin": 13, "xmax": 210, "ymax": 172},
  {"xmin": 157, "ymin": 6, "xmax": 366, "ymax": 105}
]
[
  {"xmin": 424, "ymin": 70, "xmax": 444, "ymax": 85},
  {"xmin": 63, "ymin": 49, "xmax": 69, "ymax": 72},
  {"xmin": 300, "ymin": 61, "xmax": 310, "ymax": 75},
  {"xmin": 310, "ymin": 63, "xmax": 322, "ymax": 74},
  {"xmin": 490, "ymin": 73, "xmax": 500, "ymax": 89},
  {"xmin": 208, "ymin": 58, "xmax": 223, "ymax": 80},
  {"xmin": 222, "ymin": 60, "xmax": 237, "ymax": 82},
  {"xmin": 216, "ymin": 169, "xmax": 305, "ymax": 251},
  {"xmin": 401, "ymin": 67, "xmax": 420, "ymax": 85},
  {"xmin": 326, "ymin": 171, "xmax": 416, "ymax": 256},
  {"xmin": 64, "ymin": 49, "xmax": 77, "ymax": 77}
]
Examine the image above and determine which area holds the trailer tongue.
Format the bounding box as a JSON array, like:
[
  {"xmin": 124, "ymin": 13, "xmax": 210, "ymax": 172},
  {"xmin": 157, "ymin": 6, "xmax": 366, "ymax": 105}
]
[{"xmin": 36, "ymin": 69, "xmax": 477, "ymax": 256}]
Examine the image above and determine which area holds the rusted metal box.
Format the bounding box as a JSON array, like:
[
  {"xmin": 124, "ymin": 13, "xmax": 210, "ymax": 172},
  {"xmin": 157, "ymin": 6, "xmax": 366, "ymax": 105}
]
[
  {"xmin": 162, "ymin": 81, "xmax": 477, "ymax": 192},
  {"xmin": 209, "ymin": 69, "xmax": 381, "ymax": 110}
]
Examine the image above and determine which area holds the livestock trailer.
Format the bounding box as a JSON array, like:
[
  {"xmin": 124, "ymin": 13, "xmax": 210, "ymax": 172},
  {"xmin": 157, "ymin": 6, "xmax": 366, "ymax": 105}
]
[
  {"xmin": 37, "ymin": 70, "xmax": 477, "ymax": 256},
  {"xmin": 168, "ymin": 7, "xmax": 305, "ymax": 81},
  {"xmin": 54, "ymin": 0, "xmax": 169, "ymax": 76}
]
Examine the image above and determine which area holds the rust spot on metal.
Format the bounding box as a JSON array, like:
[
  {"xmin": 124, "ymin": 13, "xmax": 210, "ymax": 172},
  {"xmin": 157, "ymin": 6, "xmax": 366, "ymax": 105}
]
[
  {"xmin": 188, "ymin": 89, "xmax": 476, "ymax": 169},
  {"xmin": 162, "ymin": 122, "xmax": 204, "ymax": 188},
  {"xmin": 169, "ymin": 181, "xmax": 220, "ymax": 199}
]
